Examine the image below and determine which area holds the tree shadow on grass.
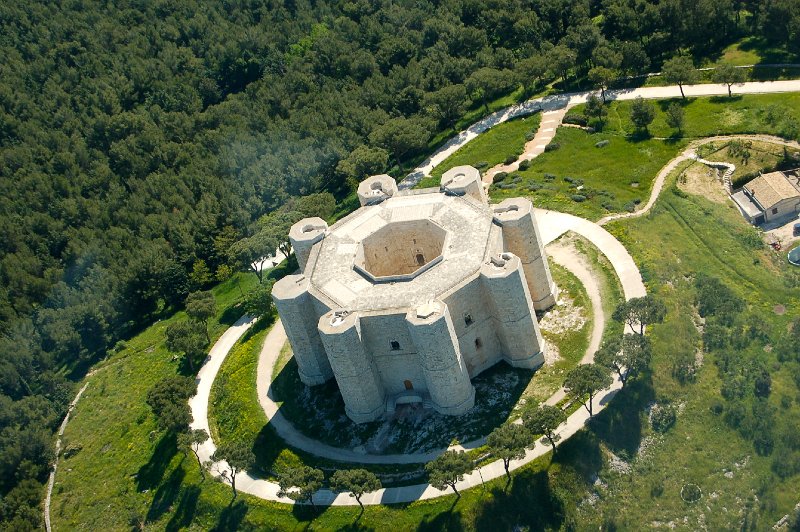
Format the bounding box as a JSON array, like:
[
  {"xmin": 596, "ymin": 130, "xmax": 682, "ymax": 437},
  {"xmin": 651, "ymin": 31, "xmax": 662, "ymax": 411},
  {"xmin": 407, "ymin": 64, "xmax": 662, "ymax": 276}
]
[
  {"xmin": 219, "ymin": 303, "xmax": 245, "ymax": 326},
  {"xmin": 589, "ymin": 376, "xmax": 655, "ymax": 457},
  {"xmin": 628, "ymin": 130, "xmax": 654, "ymax": 143},
  {"xmin": 137, "ymin": 432, "xmax": 177, "ymax": 491},
  {"xmin": 211, "ymin": 499, "xmax": 249, "ymax": 532},
  {"xmin": 473, "ymin": 467, "xmax": 564, "ymax": 531},
  {"xmin": 336, "ymin": 520, "xmax": 375, "ymax": 532},
  {"xmin": 252, "ymin": 423, "xmax": 287, "ymax": 478},
  {"xmin": 709, "ymin": 95, "xmax": 743, "ymax": 104},
  {"xmin": 165, "ymin": 485, "xmax": 201, "ymax": 532},
  {"xmin": 146, "ymin": 463, "xmax": 185, "ymax": 523},
  {"xmin": 291, "ymin": 502, "xmax": 330, "ymax": 523},
  {"xmin": 417, "ymin": 500, "xmax": 464, "ymax": 532}
]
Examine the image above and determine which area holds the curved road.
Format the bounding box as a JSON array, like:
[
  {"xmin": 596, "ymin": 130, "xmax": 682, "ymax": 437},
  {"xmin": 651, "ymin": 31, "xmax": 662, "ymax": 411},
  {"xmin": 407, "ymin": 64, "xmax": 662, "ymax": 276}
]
[
  {"xmin": 188, "ymin": 210, "xmax": 646, "ymax": 506},
  {"xmin": 401, "ymin": 79, "xmax": 800, "ymax": 189}
]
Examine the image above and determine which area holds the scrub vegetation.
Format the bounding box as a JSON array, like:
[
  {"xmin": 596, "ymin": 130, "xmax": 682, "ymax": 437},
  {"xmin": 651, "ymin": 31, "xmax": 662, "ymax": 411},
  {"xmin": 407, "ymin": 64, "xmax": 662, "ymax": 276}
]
[{"xmin": 7, "ymin": 0, "xmax": 800, "ymax": 529}]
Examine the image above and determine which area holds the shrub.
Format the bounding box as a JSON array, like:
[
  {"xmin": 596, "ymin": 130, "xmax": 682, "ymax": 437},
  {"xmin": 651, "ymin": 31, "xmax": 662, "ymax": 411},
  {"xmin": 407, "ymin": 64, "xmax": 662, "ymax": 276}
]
[
  {"xmin": 509, "ymin": 173, "xmax": 522, "ymax": 183},
  {"xmin": 563, "ymin": 114, "xmax": 588, "ymax": 126},
  {"xmin": 544, "ymin": 173, "xmax": 556, "ymax": 180},
  {"xmin": 528, "ymin": 182, "xmax": 543, "ymax": 191},
  {"xmin": 504, "ymin": 154, "xmax": 518, "ymax": 165},
  {"xmin": 570, "ymin": 194, "xmax": 586, "ymax": 202},
  {"xmin": 601, "ymin": 201, "xmax": 615, "ymax": 211},
  {"xmin": 544, "ymin": 142, "xmax": 560, "ymax": 152},
  {"xmin": 494, "ymin": 171, "xmax": 508, "ymax": 182},
  {"xmin": 771, "ymin": 447, "xmax": 800, "ymax": 479},
  {"xmin": 650, "ymin": 403, "xmax": 677, "ymax": 433},
  {"xmin": 498, "ymin": 183, "xmax": 516, "ymax": 190},
  {"xmin": 519, "ymin": 159, "xmax": 531, "ymax": 171},
  {"xmin": 524, "ymin": 131, "xmax": 536, "ymax": 141},
  {"xmin": 710, "ymin": 399, "xmax": 724, "ymax": 415},
  {"xmin": 595, "ymin": 140, "xmax": 610, "ymax": 148},
  {"xmin": 753, "ymin": 431, "xmax": 775, "ymax": 456},
  {"xmin": 474, "ymin": 161, "xmax": 489, "ymax": 169},
  {"xmin": 723, "ymin": 400, "xmax": 747, "ymax": 429},
  {"xmin": 695, "ymin": 274, "xmax": 744, "ymax": 324},
  {"xmin": 623, "ymin": 200, "xmax": 637, "ymax": 212}
]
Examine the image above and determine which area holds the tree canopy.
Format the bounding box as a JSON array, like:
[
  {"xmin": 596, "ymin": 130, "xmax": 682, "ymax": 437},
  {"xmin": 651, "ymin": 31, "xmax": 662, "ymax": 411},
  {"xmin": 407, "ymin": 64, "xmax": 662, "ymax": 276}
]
[
  {"xmin": 145, "ymin": 375, "xmax": 197, "ymax": 434},
  {"xmin": 522, "ymin": 403, "xmax": 567, "ymax": 451},
  {"xmin": 277, "ymin": 466, "xmax": 325, "ymax": 507},
  {"xmin": 595, "ymin": 334, "xmax": 653, "ymax": 386},
  {"xmin": 330, "ymin": 468, "xmax": 382, "ymax": 509},
  {"xmin": 486, "ymin": 422, "xmax": 531, "ymax": 479},
  {"xmin": 212, "ymin": 440, "xmax": 255, "ymax": 499},
  {"xmin": 564, "ymin": 364, "xmax": 612, "ymax": 417},
  {"xmin": 425, "ymin": 450, "xmax": 474, "ymax": 497},
  {"xmin": 612, "ymin": 295, "xmax": 667, "ymax": 335}
]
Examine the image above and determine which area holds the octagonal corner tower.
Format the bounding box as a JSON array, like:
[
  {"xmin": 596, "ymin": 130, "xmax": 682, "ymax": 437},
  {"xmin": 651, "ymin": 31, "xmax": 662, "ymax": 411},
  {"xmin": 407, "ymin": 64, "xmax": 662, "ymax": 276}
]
[{"xmin": 272, "ymin": 167, "xmax": 556, "ymax": 423}]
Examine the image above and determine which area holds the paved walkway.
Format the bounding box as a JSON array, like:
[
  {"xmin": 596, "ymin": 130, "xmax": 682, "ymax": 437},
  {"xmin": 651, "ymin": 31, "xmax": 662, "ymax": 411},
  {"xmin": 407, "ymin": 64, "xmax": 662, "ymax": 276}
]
[
  {"xmin": 188, "ymin": 209, "xmax": 646, "ymax": 505},
  {"xmin": 482, "ymin": 108, "xmax": 568, "ymax": 185},
  {"xmin": 401, "ymin": 79, "xmax": 800, "ymax": 189}
]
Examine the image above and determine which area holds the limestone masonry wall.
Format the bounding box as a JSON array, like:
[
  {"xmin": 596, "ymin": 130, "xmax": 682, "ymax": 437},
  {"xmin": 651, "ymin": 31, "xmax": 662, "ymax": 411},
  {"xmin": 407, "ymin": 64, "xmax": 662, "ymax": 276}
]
[{"xmin": 272, "ymin": 166, "xmax": 557, "ymax": 423}]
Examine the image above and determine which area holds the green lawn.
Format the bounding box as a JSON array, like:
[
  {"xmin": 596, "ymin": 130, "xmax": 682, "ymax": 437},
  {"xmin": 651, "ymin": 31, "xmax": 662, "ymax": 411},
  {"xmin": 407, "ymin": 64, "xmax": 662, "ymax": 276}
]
[
  {"xmin": 488, "ymin": 93, "xmax": 800, "ymax": 220},
  {"xmin": 490, "ymin": 127, "xmax": 685, "ymax": 220},
  {"xmin": 415, "ymin": 114, "xmax": 542, "ymax": 188},
  {"xmin": 571, "ymin": 165, "xmax": 800, "ymax": 529},
  {"xmin": 51, "ymin": 91, "xmax": 800, "ymax": 530}
]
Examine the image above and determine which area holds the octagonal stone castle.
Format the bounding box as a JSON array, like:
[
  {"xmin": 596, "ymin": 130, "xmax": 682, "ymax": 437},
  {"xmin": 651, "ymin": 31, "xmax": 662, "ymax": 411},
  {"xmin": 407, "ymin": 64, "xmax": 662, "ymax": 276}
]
[{"xmin": 272, "ymin": 166, "xmax": 558, "ymax": 423}]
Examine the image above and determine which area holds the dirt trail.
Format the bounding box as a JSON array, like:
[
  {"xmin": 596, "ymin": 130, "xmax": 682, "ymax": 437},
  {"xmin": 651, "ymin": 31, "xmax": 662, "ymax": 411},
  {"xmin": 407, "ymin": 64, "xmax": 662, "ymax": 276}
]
[{"xmin": 543, "ymin": 239, "xmax": 606, "ymax": 406}]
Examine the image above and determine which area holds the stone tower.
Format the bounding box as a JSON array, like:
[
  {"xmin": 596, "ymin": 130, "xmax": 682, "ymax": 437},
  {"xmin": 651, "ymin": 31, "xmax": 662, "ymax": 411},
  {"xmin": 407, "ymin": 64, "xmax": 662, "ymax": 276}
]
[{"xmin": 272, "ymin": 165, "xmax": 557, "ymax": 423}]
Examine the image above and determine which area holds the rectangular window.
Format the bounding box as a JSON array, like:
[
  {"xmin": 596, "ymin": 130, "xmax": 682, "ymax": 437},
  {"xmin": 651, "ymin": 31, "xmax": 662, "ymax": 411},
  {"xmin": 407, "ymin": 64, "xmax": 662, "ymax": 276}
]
[
  {"xmin": 464, "ymin": 313, "xmax": 473, "ymax": 326},
  {"xmin": 772, "ymin": 207, "xmax": 779, "ymax": 215},
  {"xmin": 390, "ymin": 341, "xmax": 400, "ymax": 351}
]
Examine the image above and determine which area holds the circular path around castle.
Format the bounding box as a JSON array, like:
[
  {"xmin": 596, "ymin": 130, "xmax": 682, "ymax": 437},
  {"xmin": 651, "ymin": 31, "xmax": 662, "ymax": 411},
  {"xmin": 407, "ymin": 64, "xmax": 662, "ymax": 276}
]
[{"xmin": 188, "ymin": 208, "xmax": 646, "ymax": 506}]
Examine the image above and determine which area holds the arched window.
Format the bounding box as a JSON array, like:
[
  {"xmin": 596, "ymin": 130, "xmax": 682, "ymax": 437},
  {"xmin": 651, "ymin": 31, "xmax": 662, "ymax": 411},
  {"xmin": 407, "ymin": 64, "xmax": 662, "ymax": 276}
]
[
  {"xmin": 464, "ymin": 313, "xmax": 473, "ymax": 326},
  {"xmin": 404, "ymin": 380, "xmax": 413, "ymax": 390},
  {"xmin": 390, "ymin": 341, "xmax": 400, "ymax": 351}
]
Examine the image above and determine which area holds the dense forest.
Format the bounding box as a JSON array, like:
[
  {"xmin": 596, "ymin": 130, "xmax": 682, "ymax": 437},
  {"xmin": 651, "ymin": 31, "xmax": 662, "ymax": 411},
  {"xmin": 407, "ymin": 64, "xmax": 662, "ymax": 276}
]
[{"xmin": 1, "ymin": 0, "xmax": 799, "ymax": 528}]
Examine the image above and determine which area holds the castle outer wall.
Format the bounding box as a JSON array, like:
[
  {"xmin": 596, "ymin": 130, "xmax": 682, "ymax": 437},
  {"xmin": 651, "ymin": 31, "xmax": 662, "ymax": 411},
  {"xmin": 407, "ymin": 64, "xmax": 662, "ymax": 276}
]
[{"xmin": 271, "ymin": 166, "xmax": 556, "ymax": 422}]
